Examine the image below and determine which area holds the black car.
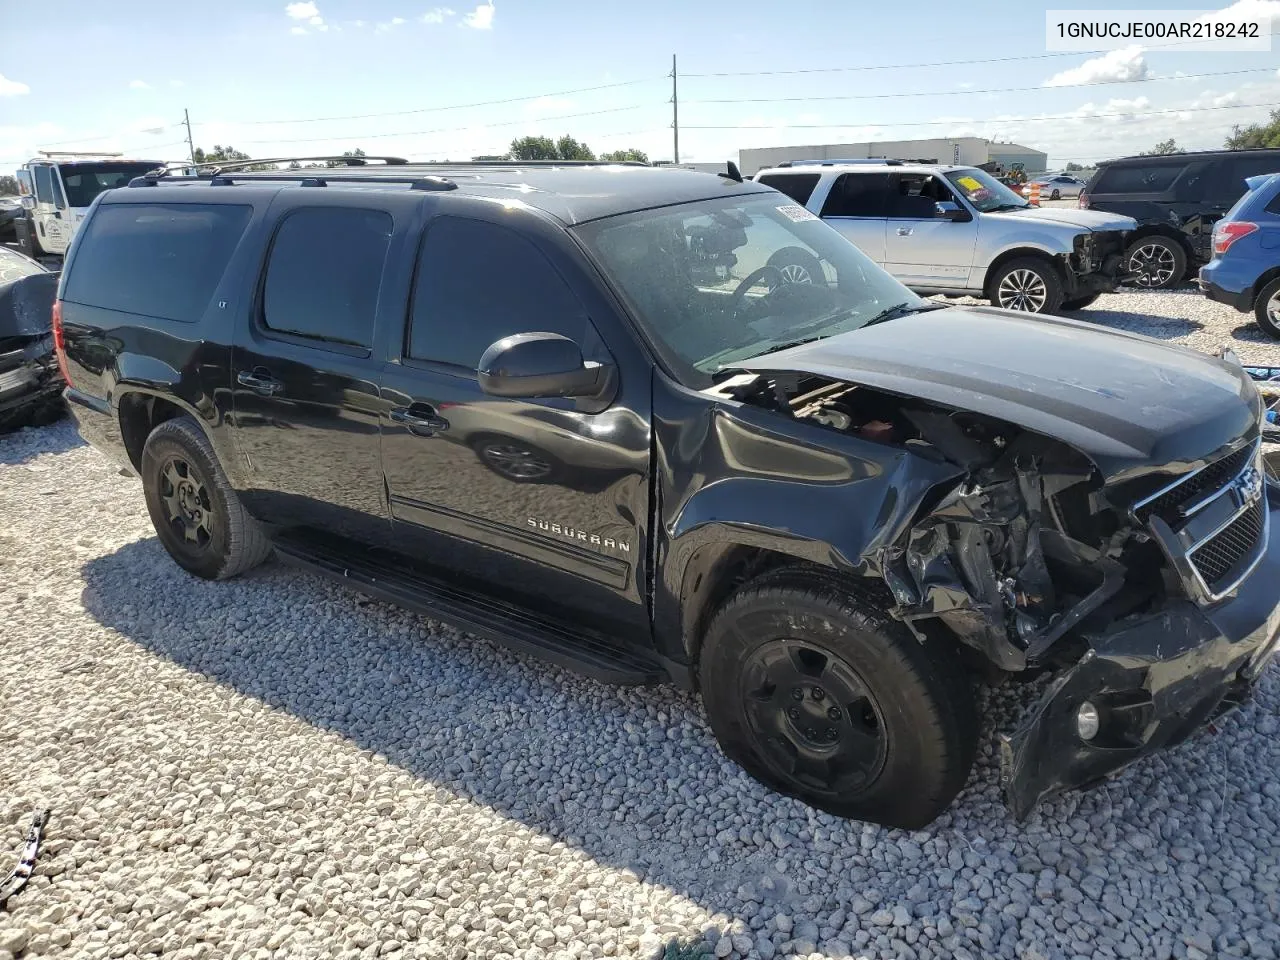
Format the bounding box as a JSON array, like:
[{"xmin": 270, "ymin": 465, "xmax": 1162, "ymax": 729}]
[
  {"xmin": 0, "ymin": 246, "xmax": 61, "ymax": 431},
  {"xmin": 1080, "ymin": 148, "xmax": 1280, "ymax": 288},
  {"xmin": 0, "ymin": 196, "xmax": 23, "ymax": 245},
  {"xmin": 56, "ymin": 158, "xmax": 1280, "ymax": 827}
]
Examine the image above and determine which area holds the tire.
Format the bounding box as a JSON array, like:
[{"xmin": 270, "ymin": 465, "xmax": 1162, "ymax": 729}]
[
  {"xmin": 1060, "ymin": 292, "xmax": 1101, "ymax": 312},
  {"xmin": 766, "ymin": 247, "xmax": 825, "ymax": 286},
  {"xmin": 988, "ymin": 257, "xmax": 1065, "ymax": 315},
  {"xmin": 1253, "ymin": 276, "xmax": 1280, "ymax": 340},
  {"xmin": 699, "ymin": 568, "xmax": 978, "ymax": 828},
  {"xmin": 1125, "ymin": 235, "xmax": 1187, "ymax": 289},
  {"xmin": 1050, "ymin": 189, "xmax": 1060, "ymax": 201},
  {"xmin": 140, "ymin": 416, "xmax": 273, "ymax": 580}
]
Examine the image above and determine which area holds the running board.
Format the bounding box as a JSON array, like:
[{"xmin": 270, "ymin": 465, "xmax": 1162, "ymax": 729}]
[{"xmin": 272, "ymin": 538, "xmax": 666, "ymax": 686}]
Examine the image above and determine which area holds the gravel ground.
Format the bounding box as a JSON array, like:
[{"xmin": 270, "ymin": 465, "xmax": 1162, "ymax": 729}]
[{"xmin": 1, "ymin": 290, "xmax": 1278, "ymax": 960}]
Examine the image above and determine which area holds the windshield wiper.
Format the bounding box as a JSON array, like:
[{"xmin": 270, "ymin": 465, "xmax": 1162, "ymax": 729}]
[
  {"xmin": 990, "ymin": 203, "xmax": 1030, "ymax": 212},
  {"xmin": 861, "ymin": 301, "xmax": 941, "ymax": 328}
]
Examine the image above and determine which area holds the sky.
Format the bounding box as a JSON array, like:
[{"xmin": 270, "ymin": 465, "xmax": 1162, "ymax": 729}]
[{"xmin": 2, "ymin": 0, "xmax": 1280, "ymax": 171}]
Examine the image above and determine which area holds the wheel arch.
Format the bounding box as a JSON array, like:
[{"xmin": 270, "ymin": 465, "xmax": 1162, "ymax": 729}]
[
  {"xmin": 982, "ymin": 246, "xmax": 1067, "ymax": 300},
  {"xmin": 1247, "ymin": 265, "xmax": 1280, "ymax": 305},
  {"xmin": 117, "ymin": 390, "xmax": 208, "ymax": 472},
  {"xmin": 1125, "ymin": 223, "xmax": 1195, "ymax": 259}
]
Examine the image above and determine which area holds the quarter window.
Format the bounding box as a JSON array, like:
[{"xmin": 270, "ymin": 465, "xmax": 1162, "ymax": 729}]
[
  {"xmin": 756, "ymin": 173, "xmax": 821, "ymax": 205},
  {"xmin": 62, "ymin": 203, "xmax": 252, "ymax": 322},
  {"xmin": 1095, "ymin": 163, "xmax": 1184, "ymax": 193},
  {"xmin": 820, "ymin": 173, "xmax": 891, "ymax": 218},
  {"xmin": 408, "ymin": 217, "xmax": 591, "ymax": 370},
  {"xmin": 262, "ymin": 208, "xmax": 392, "ymax": 349}
]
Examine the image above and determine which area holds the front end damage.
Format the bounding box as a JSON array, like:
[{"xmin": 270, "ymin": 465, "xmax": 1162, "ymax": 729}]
[{"xmin": 722, "ymin": 355, "xmax": 1280, "ymax": 818}]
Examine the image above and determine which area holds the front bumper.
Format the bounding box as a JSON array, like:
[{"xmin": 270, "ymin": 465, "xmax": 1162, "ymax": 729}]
[
  {"xmin": 0, "ymin": 343, "xmax": 61, "ymax": 417},
  {"xmin": 1001, "ymin": 485, "xmax": 1280, "ymax": 819}
]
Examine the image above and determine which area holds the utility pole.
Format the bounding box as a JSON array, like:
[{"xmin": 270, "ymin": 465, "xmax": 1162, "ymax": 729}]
[
  {"xmin": 182, "ymin": 109, "xmax": 196, "ymax": 166},
  {"xmin": 670, "ymin": 54, "xmax": 679, "ymax": 165}
]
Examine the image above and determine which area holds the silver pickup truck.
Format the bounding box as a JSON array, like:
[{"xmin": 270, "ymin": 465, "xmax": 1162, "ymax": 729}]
[{"xmin": 754, "ymin": 161, "xmax": 1136, "ymax": 315}]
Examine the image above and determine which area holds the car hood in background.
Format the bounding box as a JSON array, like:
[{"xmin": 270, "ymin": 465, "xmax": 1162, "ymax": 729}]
[
  {"xmin": 987, "ymin": 207, "xmax": 1136, "ymax": 232},
  {"xmin": 736, "ymin": 305, "xmax": 1259, "ymax": 483}
]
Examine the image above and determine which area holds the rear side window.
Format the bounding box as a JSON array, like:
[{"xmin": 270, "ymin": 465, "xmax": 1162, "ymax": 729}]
[
  {"xmin": 757, "ymin": 173, "xmax": 821, "ymax": 205},
  {"xmin": 262, "ymin": 208, "xmax": 392, "ymax": 349},
  {"xmin": 1094, "ymin": 162, "xmax": 1185, "ymax": 194},
  {"xmin": 821, "ymin": 173, "xmax": 891, "ymax": 217},
  {"xmin": 408, "ymin": 217, "xmax": 590, "ymax": 370},
  {"xmin": 1264, "ymin": 187, "xmax": 1280, "ymax": 215},
  {"xmin": 63, "ymin": 203, "xmax": 251, "ymax": 322}
]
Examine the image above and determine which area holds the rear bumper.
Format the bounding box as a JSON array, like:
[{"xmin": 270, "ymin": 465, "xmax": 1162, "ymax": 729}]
[
  {"xmin": 1198, "ymin": 260, "xmax": 1256, "ymax": 312},
  {"xmin": 1001, "ymin": 485, "xmax": 1280, "ymax": 819},
  {"xmin": 65, "ymin": 387, "xmax": 134, "ymax": 473}
]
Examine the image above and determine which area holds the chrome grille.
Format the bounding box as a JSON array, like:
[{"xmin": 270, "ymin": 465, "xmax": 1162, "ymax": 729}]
[
  {"xmin": 1135, "ymin": 444, "xmax": 1255, "ymax": 525},
  {"xmin": 1189, "ymin": 498, "xmax": 1266, "ymax": 590}
]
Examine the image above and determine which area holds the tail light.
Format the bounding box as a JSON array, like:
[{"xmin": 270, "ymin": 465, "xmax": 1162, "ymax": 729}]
[
  {"xmin": 1214, "ymin": 221, "xmax": 1258, "ymax": 255},
  {"xmin": 51, "ymin": 299, "xmax": 71, "ymax": 383},
  {"xmin": 1078, "ymin": 193, "xmax": 1090, "ymax": 209}
]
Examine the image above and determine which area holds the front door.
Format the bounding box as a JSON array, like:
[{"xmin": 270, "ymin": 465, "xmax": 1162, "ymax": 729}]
[
  {"xmin": 883, "ymin": 172, "xmax": 977, "ymax": 288},
  {"xmin": 29, "ymin": 164, "xmax": 69, "ymax": 255},
  {"xmin": 230, "ymin": 198, "xmax": 406, "ymax": 546},
  {"xmin": 378, "ymin": 210, "xmax": 652, "ymax": 643},
  {"xmin": 817, "ymin": 172, "xmax": 890, "ymax": 263}
]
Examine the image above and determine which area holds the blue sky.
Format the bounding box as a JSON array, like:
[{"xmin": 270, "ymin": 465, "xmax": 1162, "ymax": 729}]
[{"xmin": 2, "ymin": 0, "xmax": 1279, "ymax": 170}]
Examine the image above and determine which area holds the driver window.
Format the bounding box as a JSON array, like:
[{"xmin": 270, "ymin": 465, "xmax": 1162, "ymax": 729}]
[
  {"xmin": 886, "ymin": 174, "xmax": 951, "ymax": 219},
  {"xmin": 33, "ymin": 166, "xmax": 57, "ymax": 205}
]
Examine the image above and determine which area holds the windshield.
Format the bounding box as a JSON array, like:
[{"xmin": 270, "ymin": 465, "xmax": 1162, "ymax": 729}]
[
  {"xmin": 943, "ymin": 167, "xmax": 1031, "ymax": 213},
  {"xmin": 0, "ymin": 246, "xmax": 47, "ymax": 284},
  {"xmin": 57, "ymin": 162, "xmax": 163, "ymax": 208},
  {"xmin": 576, "ymin": 194, "xmax": 929, "ymax": 385}
]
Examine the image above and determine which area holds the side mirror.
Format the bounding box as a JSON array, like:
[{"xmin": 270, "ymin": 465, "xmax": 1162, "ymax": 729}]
[
  {"xmin": 478, "ymin": 332, "xmax": 617, "ymax": 412},
  {"xmin": 935, "ymin": 201, "xmax": 969, "ymax": 222}
]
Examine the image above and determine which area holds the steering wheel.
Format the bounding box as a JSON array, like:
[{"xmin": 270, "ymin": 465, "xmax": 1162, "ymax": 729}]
[{"xmin": 729, "ymin": 264, "xmax": 786, "ymax": 318}]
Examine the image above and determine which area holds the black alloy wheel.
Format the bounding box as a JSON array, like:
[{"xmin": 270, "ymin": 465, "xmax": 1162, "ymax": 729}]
[{"xmin": 158, "ymin": 456, "xmax": 215, "ymax": 550}]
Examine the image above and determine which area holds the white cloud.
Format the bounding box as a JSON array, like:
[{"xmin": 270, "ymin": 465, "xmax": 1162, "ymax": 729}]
[
  {"xmin": 392, "ymin": 16, "xmax": 406, "ymax": 24},
  {"xmin": 290, "ymin": 25, "xmax": 307, "ymax": 34},
  {"xmin": 1201, "ymin": 0, "xmax": 1280, "ymax": 34},
  {"xmin": 0, "ymin": 74, "xmax": 31, "ymax": 97},
  {"xmin": 422, "ymin": 7, "xmax": 455, "ymax": 23},
  {"xmin": 285, "ymin": 2, "xmax": 319, "ymax": 18},
  {"xmin": 1044, "ymin": 46, "xmax": 1148, "ymax": 87},
  {"xmin": 462, "ymin": 2, "xmax": 494, "ymax": 29},
  {"xmin": 129, "ymin": 79, "xmax": 150, "ymax": 90},
  {"xmin": 375, "ymin": 17, "xmax": 408, "ymax": 31}
]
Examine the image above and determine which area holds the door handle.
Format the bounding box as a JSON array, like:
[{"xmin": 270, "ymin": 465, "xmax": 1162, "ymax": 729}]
[
  {"xmin": 390, "ymin": 405, "xmax": 450, "ymax": 435},
  {"xmin": 236, "ymin": 367, "xmax": 284, "ymax": 396},
  {"xmin": 897, "ymin": 226, "xmax": 913, "ymax": 236}
]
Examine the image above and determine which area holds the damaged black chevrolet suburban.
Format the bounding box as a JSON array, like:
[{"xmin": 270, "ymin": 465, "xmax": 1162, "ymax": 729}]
[{"xmin": 56, "ymin": 159, "xmax": 1280, "ymax": 827}]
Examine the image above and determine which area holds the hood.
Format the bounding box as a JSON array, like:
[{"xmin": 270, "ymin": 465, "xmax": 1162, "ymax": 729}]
[
  {"xmin": 986, "ymin": 206, "xmax": 1135, "ymax": 232},
  {"xmin": 737, "ymin": 306, "xmax": 1260, "ymax": 483}
]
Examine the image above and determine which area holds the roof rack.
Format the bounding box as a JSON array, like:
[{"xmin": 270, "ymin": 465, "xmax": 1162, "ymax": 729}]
[
  {"xmin": 37, "ymin": 150, "xmax": 126, "ymax": 159},
  {"xmin": 775, "ymin": 158, "xmax": 904, "ymax": 168}
]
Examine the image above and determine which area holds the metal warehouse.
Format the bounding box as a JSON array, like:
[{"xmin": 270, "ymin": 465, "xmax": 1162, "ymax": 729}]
[{"xmin": 738, "ymin": 137, "xmax": 1048, "ymax": 174}]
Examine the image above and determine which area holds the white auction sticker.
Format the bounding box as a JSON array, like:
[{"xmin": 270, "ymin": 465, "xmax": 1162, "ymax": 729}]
[
  {"xmin": 777, "ymin": 204, "xmax": 818, "ymax": 223},
  {"xmin": 1046, "ymin": 9, "xmax": 1270, "ymax": 51}
]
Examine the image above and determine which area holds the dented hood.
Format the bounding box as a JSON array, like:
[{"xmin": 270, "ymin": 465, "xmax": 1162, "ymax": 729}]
[{"xmin": 737, "ymin": 306, "xmax": 1261, "ymax": 483}]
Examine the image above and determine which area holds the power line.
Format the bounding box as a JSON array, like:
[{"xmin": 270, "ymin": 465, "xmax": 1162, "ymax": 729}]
[
  {"xmin": 237, "ymin": 105, "xmax": 652, "ymax": 147},
  {"xmin": 234, "ymin": 77, "xmax": 663, "ymax": 126},
  {"xmin": 683, "ymin": 67, "xmax": 1278, "ymax": 105},
  {"xmin": 682, "ymin": 99, "xmax": 1280, "ymax": 131}
]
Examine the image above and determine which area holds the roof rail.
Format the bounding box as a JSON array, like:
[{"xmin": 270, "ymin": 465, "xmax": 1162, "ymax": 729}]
[
  {"xmin": 776, "ymin": 158, "xmax": 903, "ymax": 168},
  {"xmin": 37, "ymin": 150, "xmax": 125, "ymax": 159}
]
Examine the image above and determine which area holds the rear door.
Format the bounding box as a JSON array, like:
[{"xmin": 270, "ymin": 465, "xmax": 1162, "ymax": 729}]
[
  {"xmin": 230, "ymin": 194, "xmax": 412, "ymax": 546},
  {"xmin": 819, "ymin": 172, "xmax": 889, "ymax": 263},
  {"xmin": 378, "ymin": 205, "xmax": 653, "ymax": 643},
  {"xmin": 883, "ymin": 172, "xmax": 976, "ymax": 288},
  {"xmin": 30, "ymin": 164, "xmax": 69, "ymax": 255}
]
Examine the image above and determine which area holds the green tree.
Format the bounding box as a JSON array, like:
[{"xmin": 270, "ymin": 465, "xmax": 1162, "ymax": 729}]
[
  {"xmin": 1140, "ymin": 138, "xmax": 1185, "ymax": 156},
  {"xmin": 326, "ymin": 148, "xmax": 368, "ymax": 168},
  {"xmin": 600, "ymin": 148, "xmax": 649, "ymax": 164},
  {"xmin": 1225, "ymin": 108, "xmax": 1280, "ymax": 149},
  {"xmin": 555, "ymin": 136, "xmax": 595, "ymax": 161},
  {"xmin": 1064, "ymin": 161, "xmax": 1084, "ymax": 172},
  {"xmin": 0, "ymin": 174, "xmax": 18, "ymax": 196},
  {"xmin": 509, "ymin": 136, "xmax": 559, "ymax": 160},
  {"xmin": 192, "ymin": 144, "xmax": 251, "ymax": 165}
]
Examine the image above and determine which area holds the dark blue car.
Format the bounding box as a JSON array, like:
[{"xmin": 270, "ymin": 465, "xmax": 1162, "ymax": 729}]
[{"xmin": 1199, "ymin": 172, "xmax": 1280, "ymax": 339}]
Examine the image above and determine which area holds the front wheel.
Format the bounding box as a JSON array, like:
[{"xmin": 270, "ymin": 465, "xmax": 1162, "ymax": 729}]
[
  {"xmin": 1125, "ymin": 236, "xmax": 1186, "ymax": 289},
  {"xmin": 989, "ymin": 257, "xmax": 1065, "ymax": 314},
  {"xmin": 141, "ymin": 416, "xmax": 273, "ymax": 580},
  {"xmin": 1050, "ymin": 189, "xmax": 1061, "ymax": 200},
  {"xmin": 699, "ymin": 569, "xmax": 978, "ymax": 828},
  {"xmin": 1254, "ymin": 276, "xmax": 1280, "ymax": 340}
]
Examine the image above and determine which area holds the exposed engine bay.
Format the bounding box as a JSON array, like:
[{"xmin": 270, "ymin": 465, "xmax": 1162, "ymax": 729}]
[{"xmin": 713, "ymin": 368, "xmax": 1280, "ymax": 816}]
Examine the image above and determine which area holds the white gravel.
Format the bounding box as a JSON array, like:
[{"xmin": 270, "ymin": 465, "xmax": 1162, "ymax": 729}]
[{"xmin": 0, "ymin": 290, "xmax": 1278, "ymax": 960}]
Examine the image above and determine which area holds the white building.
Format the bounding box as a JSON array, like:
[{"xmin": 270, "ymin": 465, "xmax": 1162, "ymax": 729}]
[{"xmin": 737, "ymin": 138, "xmax": 1048, "ymax": 175}]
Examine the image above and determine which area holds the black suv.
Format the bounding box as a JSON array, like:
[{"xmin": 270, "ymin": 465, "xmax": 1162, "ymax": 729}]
[
  {"xmin": 1081, "ymin": 148, "xmax": 1280, "ymax": 288},
  {"xmin": 56, "ymin": 158, "xmax": 1280, "ymax": 827}
]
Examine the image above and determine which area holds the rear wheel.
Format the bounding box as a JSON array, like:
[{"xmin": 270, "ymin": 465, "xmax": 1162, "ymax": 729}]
[
  {"xmin": 1125, "ymin": 236, "xmax": 1186, "ymax": 289},
  {"xmin": 141, "ymin": 416, "xmax": 273, "ymax": 580},
  {"xmin": 989, "ymin": 257, "xmax": 1065, "ymax": 315},
  {"xmin": 1254, "ymin": 277, "xmax": 1280, "ymax": 340},
  {"xmin": 699, "ymin": 569, "xmax": 978, "ymax": 828}
]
